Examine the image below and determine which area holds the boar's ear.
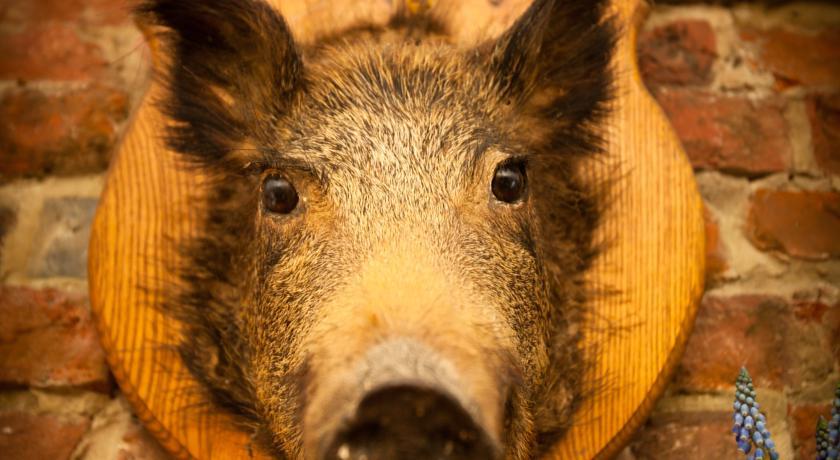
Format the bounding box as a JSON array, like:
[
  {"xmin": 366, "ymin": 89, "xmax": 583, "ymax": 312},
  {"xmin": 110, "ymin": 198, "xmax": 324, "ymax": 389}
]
[
  {"xmin": 138, "ymin": 0, "xmax": 302, "ymax": 164},
  {"xmin": 483, "ymin": 0, "xmax": 616, "ymax": 152}
]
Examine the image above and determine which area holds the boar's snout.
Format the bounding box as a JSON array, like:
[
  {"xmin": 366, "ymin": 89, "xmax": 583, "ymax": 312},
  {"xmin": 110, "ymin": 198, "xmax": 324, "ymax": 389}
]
[
  {"xmin": 323, "ymin": 385, "xmax": 498, "ymax": 460},
  {"xmin": 308, "ymin": 339, "xmax": 503, "ymax": 460}
]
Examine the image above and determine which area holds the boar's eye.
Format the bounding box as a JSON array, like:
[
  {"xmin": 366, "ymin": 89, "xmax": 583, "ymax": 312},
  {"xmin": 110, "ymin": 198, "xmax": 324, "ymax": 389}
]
[
  {"xmin": 262, "ymin": 176, "xmax": 299, "ymax": 214},
  {"xmin": 491, "ymin": 161, "xmax": 527, "ymax": 203}
]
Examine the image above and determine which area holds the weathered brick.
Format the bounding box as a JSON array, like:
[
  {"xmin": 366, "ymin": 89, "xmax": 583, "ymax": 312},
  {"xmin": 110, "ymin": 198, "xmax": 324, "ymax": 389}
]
[
  {"xmin": 0, "ymin": 23, "xmax": 107, "ymax": 81},
  {"xmin": 655, "ymin": 90, "xmax": 790, "ymax": 176},
  {"xmin": 0, "ymin": 286, "xmax": 110, "ymax": 390},
  {"xmin": 828, "ymin": 306, "xmax": 840, "ymax": 369},
  {"xmin": 6, "ymin": 0, "xmax": 132, "ymax": 26},
  {"xmin": 0, "ymin": 203, "xmax": 15, "ymax": 267},
  {"xmin": 0, "ymin": 85, "xmax": 129, "ymax": 179},
  {"xmin": 0, "ymin": 411, "xmax": 90, "ymax": 460},
  {"xmin": 639, "ymin": 19, "xmax": 717, "ymax": 87},
  {"xmin": 784, "ymin": 315, "xmax": 838, "ymax": 393},
  {"xmin": 703, "ymin": 206, "xmax": 728, "ymax": 284},
  {"xmin": 789, "ymin": 403, "xmax": 832, "ymax": 460},
  {"xmin": 793, "ymin": 300, "xmax": 831, "ymax": 323},
  {"xmin": 674, "ymin": 294, "xmax": 787, "ymax": 391},
  {"xmin": 746, "ymin": 189, "xmax": 840, "ymax": 260},
  {"xmin": 807, "ymin": 94, "xmax": 840, "ymax": 176},
  {"xmin": 629, "ymin": 411, "xmax": 739, "ymax": 459},
  {"xmin": 27, "ymin": 197, "xmax": 98, "ymax": 279},
  {"xmin": 740, "ymin": 26, "xmax": 840, "ymax": 90},
  {"xmin": 677, "ymin": 290, "xmax": 838, "ymax": 394}
]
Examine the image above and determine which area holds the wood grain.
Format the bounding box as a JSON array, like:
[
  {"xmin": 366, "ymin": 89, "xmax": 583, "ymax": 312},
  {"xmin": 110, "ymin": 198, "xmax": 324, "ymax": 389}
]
[{"xmin": 88, "ymin": 1, "xmax": 705, "ymax": 459}]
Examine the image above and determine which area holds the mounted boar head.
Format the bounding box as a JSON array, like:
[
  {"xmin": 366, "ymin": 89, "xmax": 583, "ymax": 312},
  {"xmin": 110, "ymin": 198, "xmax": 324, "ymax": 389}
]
[{"xmin": 141, "ymin": 0, "xmax": 614, "ymax": 458}]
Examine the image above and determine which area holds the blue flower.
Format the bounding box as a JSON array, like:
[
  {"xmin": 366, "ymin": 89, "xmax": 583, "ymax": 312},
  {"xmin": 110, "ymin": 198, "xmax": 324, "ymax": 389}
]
[
  {"xmin": 826, "ymin": 383, "xmax": 840, "ymax": 460},
  {"xmin": 733, "ymin": 368, "xmax": 780, "ymax": 460},
  {"xmin": 818, "ymin": 416, "xmax": 831, "ymax": 460}
]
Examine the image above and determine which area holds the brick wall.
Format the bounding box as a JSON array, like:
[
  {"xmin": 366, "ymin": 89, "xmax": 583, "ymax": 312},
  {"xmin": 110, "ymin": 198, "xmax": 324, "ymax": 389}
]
[
  {"xmin": 0, "ymin": 1, "xmax": 837, "ymax": 459},
  {"xmin": 629, "ymin": 3, "xmax": 840, "ymax": 459},
  {"xmin": 0, "ymin": 1, "xmax": 168, "ymax": 458}
]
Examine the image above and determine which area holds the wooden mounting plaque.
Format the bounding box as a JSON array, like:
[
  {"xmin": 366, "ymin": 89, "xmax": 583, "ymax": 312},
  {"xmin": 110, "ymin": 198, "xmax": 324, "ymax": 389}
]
[{"xmin": 88, "ymin": 0, "xmax": 705, "ymax": 459}]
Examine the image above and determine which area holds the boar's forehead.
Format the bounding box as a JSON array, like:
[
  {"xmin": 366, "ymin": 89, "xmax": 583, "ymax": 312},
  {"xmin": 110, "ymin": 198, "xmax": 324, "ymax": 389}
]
[{"xmin": 274, "ymin": 44, "xmax": 505, "ymax": 188}]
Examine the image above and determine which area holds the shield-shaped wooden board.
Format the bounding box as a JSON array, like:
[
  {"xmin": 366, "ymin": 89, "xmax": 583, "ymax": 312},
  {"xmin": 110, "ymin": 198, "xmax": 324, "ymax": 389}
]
[{"xmin": 88, "ymin": 0, "xmax": 705, "ymax": 458}]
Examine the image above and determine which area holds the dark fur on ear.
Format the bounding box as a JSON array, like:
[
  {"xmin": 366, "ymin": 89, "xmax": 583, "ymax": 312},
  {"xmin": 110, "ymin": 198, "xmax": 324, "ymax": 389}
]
[
  {"xmin": 138, "ymin": 0, "xmax": 302, "ymax": 164},
  {"xmin": 485, "ymin": 0, "xmax": 616, "ymax": 156}
]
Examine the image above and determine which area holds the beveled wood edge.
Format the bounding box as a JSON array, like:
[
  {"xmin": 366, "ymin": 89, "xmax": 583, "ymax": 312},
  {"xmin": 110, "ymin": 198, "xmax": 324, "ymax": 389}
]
[
  {"xmin": 591, "ymin": 208, "xmax": 705, "ymax": 460},
  {"xmin": 89, "ymin": 197, "xmax": 195, "ymax": 460},
  {"xmin": 88, "ymin": 0, "xmax": 707, "ymax": 458},
  {"xmin": 593, "ymin": 270, "xmax": 704, "ymax": 460},
  {"xmin": 589, "ymin": 2, "xmax": 706, "ymax": 457}
]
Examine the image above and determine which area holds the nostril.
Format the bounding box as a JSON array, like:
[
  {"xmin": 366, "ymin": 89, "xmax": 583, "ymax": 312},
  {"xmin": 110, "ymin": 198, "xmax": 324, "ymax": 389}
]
[{"xmin": 323, "ymin": 385, "xmax": 499, "ymax": 460}]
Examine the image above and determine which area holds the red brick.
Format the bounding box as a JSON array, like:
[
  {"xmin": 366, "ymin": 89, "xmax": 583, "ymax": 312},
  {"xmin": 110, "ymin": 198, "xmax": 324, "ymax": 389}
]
[
  {"xmin": 808, "ymin": 94, "xmax": 840, "ymax": 176},
  {"xmin": 0, "ymin": 286, "xmax": 110, "ymax": 390},
  {"xmin": 746, "ymin": 189, "xmax": 840, "ymax": 260},
  {"xmin": 790, "ymin": 289, "xmax": 838, "ymax": 324},
  {"xmin": 741, "ymin": 26, "xmax": 840, "ymax": 90},
  {"xmin": 35, "ymin": 0, "xmax": 131, "ymax": 25},
  {"xmin": 703, "ymin": 206, "xmax": 728, "ymax": 284},
  {"xmin": 0, "ymin": 85, "xmax": 129, "ymax": 179},
  {"xmin": 0, "ymin": 411, "xmax": 90, "ymax": 460},
  {"xmin": 789, "ymin": 403, "xmax": 832, "ymax": 460},
  {"xmin": 11, "ymin": 0, "xmax": 132, "ymax": 25},
  {"xmin": 674, "ymin": 294, "xmax": 787, "ymax": 391},
  {"xmin": 629, "ymin": 411, "xmax": 739, "ymax": 459},
  {"xmin": 639, "ymin": 19, "xmax": 717, "ymax": 87},
  {"xmin": 655, "ymin": 90, "xmax": 790, "ymax": 176},
  {"xmin": 677, "ymin": 292, "xmax": 838, "ymax": 393},
  {"xmin": 784, "ymin": 319, "xmax": 839, "ymax": 392},
  {"xmin": 793, "ymin": 301, "xmax": 830, "ymax": 323},
  {"xmin": 0, "ymin": 23, "xmax": 107, "ymax": 81},
  {"xmin": 786, "ymin": 289, "xmax": 840, "ymax": 390}
]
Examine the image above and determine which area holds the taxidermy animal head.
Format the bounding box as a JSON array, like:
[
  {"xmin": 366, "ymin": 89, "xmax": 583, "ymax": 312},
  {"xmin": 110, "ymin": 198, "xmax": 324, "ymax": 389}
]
[{"xmin": 141, "ymin": 0, "xmax": 615, "ymax": 458}]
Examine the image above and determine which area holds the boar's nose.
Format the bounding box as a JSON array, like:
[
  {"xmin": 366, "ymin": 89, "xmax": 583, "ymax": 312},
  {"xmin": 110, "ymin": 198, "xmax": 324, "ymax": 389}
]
[
  {"xmin": 323, "ymin": 384, "xmax": 498, "ymax": 460},
  {"xmin": 309, "ymin": 339, "xmax": 503, "ymax": 460}
]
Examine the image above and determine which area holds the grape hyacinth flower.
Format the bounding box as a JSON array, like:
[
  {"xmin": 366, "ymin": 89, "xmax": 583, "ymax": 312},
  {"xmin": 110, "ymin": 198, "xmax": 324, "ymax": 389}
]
[
  {"xmin": 732, "ymin": 367, "xmax": 779, "ymax": 460},
  {"xmin": 825, "ymin": 383, "xmax": 840, "ymax": 460},
  {"xmin": 818, "ymin": 416, "xmax": 832, "ymax": 460}
]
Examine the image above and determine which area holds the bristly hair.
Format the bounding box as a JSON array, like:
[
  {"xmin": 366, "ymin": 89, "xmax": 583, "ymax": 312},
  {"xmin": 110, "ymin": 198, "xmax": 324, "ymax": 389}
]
[
  {"xmin": 479, "ymin": 0, "xmax": 617, "ymax": 452},
  {"xmin": 137, "ymin": 0, "xmax": 302, "ymax": 166},
  {"xmin": 137, "ymin": 0, "xmax": 616, "ymax": 457},
  {"xmin": 485, "ymin": 0, "xmax": 616, "ymax": 159}
]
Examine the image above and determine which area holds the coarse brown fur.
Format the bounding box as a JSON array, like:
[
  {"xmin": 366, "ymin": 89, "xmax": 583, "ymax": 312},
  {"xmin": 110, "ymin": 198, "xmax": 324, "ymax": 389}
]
[{"xmin": 139, "ymin": 0, "xmax": 615, "ymax": 458}]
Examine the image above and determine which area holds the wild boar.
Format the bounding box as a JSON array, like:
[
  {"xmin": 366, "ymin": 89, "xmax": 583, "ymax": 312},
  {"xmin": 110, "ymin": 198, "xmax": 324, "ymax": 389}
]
[{"xmin": 141, "ymin": 0, "xmax": 615, "ymax": 458}]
